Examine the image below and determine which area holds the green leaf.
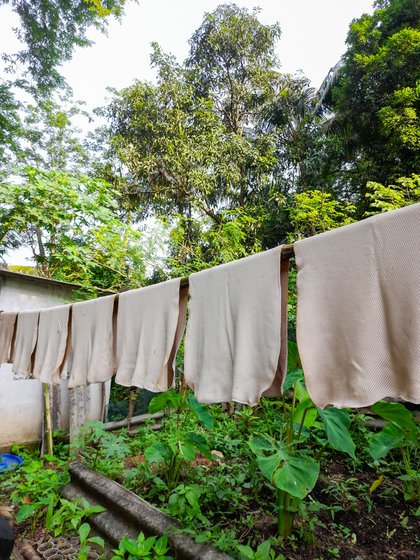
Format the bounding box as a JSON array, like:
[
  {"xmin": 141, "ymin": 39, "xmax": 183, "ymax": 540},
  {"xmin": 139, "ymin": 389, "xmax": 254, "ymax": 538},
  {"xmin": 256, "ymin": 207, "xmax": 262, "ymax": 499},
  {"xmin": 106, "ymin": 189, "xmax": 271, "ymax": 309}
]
[
  {"xmin": 148, "ymin": 391, "xmax": 183, "ymax": 414},
  {"xmin": 237, "ymin": 544, "xmax": 255, "ymax": 559},
  {"xmin": 88, "ymin": 536, "xmax": 105, "ymax": 548},
  {"xmin": 178, "ymin": 440, "xmax": 196, "ymax": 462},
  {"xmin": 256, "ymin": 539, "xmax": 272, "ymax": 558},
  {"xmin": 249, "ymin": 435, "xmax": 275, "ymax": 455},
  {"xmin": 293, "ymin": 399, "xmax": 317, "ymax": 429},
  {"xmin": 79, "ymin": 522, "xmax": 91, "ymax": 543},
  {"xmin": 272, "ymin": 453, "xmax": 320, "ymax": 499},
  {"xmin": 287, "ymin": 340, "xmax": 301, "ymax": 372},
  {"xmin": 185, "ymin": 432, "xmax": 213, "ymax": 460},
  {"xmin": 371, "ymin": 401, "xmax": 417, "ymax": 440},
  {"xmin": 16, "ymin": 504, "xmax": 37, "ymax": 523},
  {"xmin": 282, "ymin": 368, "xmax": 303, "ymax": 392},
  {"xmin": 318, "ymin": 407, "xmax": 356, "ymax": 459},
  {"xmin": 186, "ymin": 394, "xmax": 214, "ymax": 430},
  {"xmin": 368, "ymin": 423, "xmax": 405, "ymax": 460},
  {"xmin": 145, "ymin": 441, "xmax": 172, "ymax": 464}
]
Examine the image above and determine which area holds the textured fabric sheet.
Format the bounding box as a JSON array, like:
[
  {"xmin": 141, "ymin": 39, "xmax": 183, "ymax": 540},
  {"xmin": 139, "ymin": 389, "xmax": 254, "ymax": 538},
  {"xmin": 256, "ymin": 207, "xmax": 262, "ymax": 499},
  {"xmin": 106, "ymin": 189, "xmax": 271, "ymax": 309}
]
[
  {"xmin": 0, "ymin": 311, "xmax": 17, "ymax": 364},
  {"xmin": 115, "ymin": 279, "xmax": 187, "ymax": 391},
  {"xmin": 295, "ymin": 203, "xmax": 420, "ymax": 409},
  {"xmin": 68, "ymin": 294, "xmax": 116, "ymax": 388},
  {"xmin": 32, "ymin": 305, "xmax": 71, "ymax": 384},
  {"xmin": 184, "ymin": 246, "xmax": 288, "ymax": 405},
  {"xmin": 12, "ymin": 310, "xmax": 39, "ymax": 376}
]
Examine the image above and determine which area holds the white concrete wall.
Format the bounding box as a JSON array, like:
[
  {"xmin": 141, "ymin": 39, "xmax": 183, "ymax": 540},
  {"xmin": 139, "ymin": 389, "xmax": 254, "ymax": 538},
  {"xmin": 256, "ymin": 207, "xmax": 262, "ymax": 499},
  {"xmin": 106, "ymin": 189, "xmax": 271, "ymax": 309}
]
[{"xmin": 0, "ymin": 273, "xmax": 107, "ymax": 451}]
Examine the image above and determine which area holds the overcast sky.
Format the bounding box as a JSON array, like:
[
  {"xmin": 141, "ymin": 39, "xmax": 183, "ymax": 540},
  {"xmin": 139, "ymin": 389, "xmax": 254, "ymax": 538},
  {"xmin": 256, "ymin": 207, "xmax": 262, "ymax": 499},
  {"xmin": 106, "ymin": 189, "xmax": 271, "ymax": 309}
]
[
  {"xmin": 1, "ymin": 0, "xmax": 374, "ymax": 107},
  {"xmin": 1, "ymin": 0, "xmax": 374, "ymax": 265}
]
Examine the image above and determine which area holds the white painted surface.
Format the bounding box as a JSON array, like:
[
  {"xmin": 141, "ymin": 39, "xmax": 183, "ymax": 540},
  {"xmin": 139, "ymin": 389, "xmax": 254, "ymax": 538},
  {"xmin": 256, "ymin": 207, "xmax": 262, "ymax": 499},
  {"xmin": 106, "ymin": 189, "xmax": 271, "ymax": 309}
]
[{"xmin": 0, "ymin": 272, "xmax": 108, "ymax": 450}]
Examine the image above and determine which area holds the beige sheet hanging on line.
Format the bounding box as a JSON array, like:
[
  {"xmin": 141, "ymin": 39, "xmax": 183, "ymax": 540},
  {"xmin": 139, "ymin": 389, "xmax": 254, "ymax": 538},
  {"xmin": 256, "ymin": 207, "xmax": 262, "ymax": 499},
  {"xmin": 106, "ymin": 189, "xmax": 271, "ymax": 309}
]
[
  {"xmin": 184, "ymin": 246, "xmax": 288, "ymax": 406},
  {"xmin": 115, "ymin": 279, "xmax": 187, "ymax": 392},
  {"xmin": 68, "ymin": 294, "xmax": 116, "ymax": 388},
  {"xmin": 11, "ymin": 310, "xmax": 39, "ymax": 376},
  {"xmin": 295, "ymin": 202, "xmax": 420, "ymax": 409},
  {"xmin": 0, "ymin": 311, "xmax": 17, "ymax": 364},
  {"xmin": 32, "ymin": 304, "xmax": 71, "ymax": 384}
]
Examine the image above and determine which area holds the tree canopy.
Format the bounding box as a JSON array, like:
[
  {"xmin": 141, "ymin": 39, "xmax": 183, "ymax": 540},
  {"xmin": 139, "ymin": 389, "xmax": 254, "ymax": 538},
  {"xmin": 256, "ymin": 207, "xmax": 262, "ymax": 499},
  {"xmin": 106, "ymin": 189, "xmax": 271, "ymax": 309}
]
[{"xmin": 0, "ymin": 0, "xmax": 127, "ymax": 92}]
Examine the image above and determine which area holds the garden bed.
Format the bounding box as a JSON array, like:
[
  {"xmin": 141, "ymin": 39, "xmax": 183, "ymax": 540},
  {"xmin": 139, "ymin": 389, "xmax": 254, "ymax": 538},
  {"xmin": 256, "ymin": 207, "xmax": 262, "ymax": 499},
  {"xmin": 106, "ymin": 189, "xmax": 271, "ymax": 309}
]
[{"xmin": 1, "ymin": 376, "xmax": 419, "ymax": 560}]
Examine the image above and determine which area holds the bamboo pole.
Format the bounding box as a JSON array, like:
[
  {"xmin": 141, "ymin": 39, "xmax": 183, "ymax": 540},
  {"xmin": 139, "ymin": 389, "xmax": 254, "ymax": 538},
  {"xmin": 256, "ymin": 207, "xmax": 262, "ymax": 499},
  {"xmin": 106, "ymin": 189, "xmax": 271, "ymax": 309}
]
[{"xmin": 42, "ymin": 383, "xmax": 53, "ymax": 456}]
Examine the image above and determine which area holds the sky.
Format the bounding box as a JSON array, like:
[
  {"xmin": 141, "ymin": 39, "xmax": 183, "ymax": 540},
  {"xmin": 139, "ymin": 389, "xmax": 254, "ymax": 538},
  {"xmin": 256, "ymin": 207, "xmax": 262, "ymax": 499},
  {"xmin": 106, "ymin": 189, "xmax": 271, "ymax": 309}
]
[{"xmin": 1, "ymin": 0, "xmax": 374, "ymax": 264}]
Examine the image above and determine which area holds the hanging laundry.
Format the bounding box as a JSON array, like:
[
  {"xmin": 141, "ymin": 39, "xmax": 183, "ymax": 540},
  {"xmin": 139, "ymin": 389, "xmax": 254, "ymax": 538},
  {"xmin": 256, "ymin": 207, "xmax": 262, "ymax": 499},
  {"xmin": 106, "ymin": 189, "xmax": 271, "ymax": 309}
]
[
  {"xmin": 184, "ymin": 246, "xmax": 288, "ymax": 406},
  {"xmin": 295, "ymin": 203, "xmax": 420, "ymax": 409},
  {"xmin": 0, "ymin": 311, "xmax": 17, "ymax": 364},
  {"xmin": 68, "ymin": 294, "xmax": 116, "ymax": 388},
  {"xmin": 11, "ymin": 310, "xmax": 39, "ymax": 376},
  {"xmin": 115, "ymin": 279, "xmax": 187, "ymax": 391},
  {"xmin": 32, "ymin": 305, "xmax": 71, "ymax": 384}
]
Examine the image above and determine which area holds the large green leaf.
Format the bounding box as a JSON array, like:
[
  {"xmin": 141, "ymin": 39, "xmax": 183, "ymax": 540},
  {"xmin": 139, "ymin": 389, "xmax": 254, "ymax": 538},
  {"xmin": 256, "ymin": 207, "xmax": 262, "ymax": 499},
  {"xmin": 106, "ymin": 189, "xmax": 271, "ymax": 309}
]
[
  {"xmin": 368, "ymin": 423, "xmax": 405, "ymax": 460},
  {"xmin": 185, "ymin": 431, "xmax": 213, "ymax": 460},
  {"xmin": 272, "ymin": 454, "xmax": 320, "ymax": 500},
  {"xmin": 149, "ymin": 391, "xmax": 183, "ymax": 414},
  {"xmin": 318, "ymin": 407, "xmax": 356, "ymax": 459},
  {"xmin": 371, "ymin": 401, "xmax": 417, "ymax": 440},
  {"xmin": 287, "ymin": 340, "xmax": 301, "ymax": 372},
  {"xmin": 144, "ymin": 441, "xmax": 172, "ymax": 464},
  {"xmin": 186, "ymin": 394, "xmax": 214, "ymax": 430},
  {"xmin": 178, "ymin": 440, "xmax": 196, "ymax": 462},
  {"xmin": 249, "ymin": 436, "xmax": 320, "ymax": 499},
  {"xmin": 293, "ymin": 398, "xmax": 317, "ymax": 429},
  {"xmin": 282, "ymin": 368, "xmax": 304, "ymax": 392}
]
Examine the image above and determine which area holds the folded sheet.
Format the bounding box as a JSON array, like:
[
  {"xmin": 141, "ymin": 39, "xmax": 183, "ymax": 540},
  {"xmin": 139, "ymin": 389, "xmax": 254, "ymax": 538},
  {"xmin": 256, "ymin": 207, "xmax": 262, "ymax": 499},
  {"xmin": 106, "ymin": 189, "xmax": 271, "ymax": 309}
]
[
  {"xmin": 12, "ymin": 310, "xmax": 39, "ymax": 376},
  {"xmin": 115, "ymin": 279, "xmax": 187, "ymax": 391},
  {"xmin": 295, "ymin": 203, "xmax": 420, "ymax": 409},
  {"xmin": 68, "ymin": 295, "xmax": 116, "ymax": 388},
  {"xmin": 0, "ymin": 311, "xmax": 17, "ymax": 364},
  {"xmin": 184, "ymin": 246, "xmax": 288, "ymax": 406},
  {"xmin": 32, "ymin": 305, "xmax": 71, "ymax": 384}
]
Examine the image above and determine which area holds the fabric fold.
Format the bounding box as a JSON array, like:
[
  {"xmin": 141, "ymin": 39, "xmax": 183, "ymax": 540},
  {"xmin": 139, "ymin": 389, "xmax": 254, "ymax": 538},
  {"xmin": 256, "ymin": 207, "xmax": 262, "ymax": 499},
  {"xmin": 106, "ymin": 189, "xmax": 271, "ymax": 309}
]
[
  {"xmin": 32, "ymin": 305, "xmax": 71, "ymax": 384},
  {"xmin": 0, "ymin": 311, "xmax": 17, "ymax": 364},
  {"xmin": 115, "ymin": 279, "xmax": 187, "ymax": 391},
  {"xmin": 68, "ymin": 294, "xmax": 116, "ymax": 388},
  {"xmin": 184, "ymin": 246, "xmax": 288, "ymax": 406},
  {"xmin": 295, "ymin": 202, "xmax": 420, "ymax": 409},
  {"xmin": 11, "ymin": 310, "xmax": 39, "ymax": 376}
]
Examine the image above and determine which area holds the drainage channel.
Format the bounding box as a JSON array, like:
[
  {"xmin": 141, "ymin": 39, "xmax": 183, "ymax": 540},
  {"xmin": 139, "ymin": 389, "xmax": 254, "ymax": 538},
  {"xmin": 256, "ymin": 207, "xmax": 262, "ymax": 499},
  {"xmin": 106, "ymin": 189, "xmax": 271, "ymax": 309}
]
[{"xmin": 62, "ymin": 461, "xmax": 232, "ymax": 560}]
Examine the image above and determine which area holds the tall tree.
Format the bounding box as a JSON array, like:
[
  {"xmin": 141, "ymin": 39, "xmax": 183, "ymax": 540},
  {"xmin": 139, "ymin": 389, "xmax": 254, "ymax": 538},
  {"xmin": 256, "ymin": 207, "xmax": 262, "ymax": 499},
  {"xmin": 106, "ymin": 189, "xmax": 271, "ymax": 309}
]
[
  {"xmin": 332, "ymin": 0, "xmax": 420, "ymax": 192},
  {"xmin": 107, "ymin": 6, "xmax": 290, "ymax": 271},
  {"xmin": 1, "ymin": 0, "xmax": 127, "ymax": 91}
]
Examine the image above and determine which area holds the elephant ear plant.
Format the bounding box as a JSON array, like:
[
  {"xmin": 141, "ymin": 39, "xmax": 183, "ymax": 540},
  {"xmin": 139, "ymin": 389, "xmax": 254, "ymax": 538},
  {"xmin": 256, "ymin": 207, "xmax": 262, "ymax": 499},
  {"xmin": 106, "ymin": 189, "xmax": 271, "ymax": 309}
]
[
  {"xmin": 367, "ymin": 401, "xmax": 419, "ymax": 502},
  {"xmin": 144, "ymin": 391, "xmax": 214, "ymax": 489},
  {"xmin": 249, "ymin": 368, "xmax": 356, "ymax": 538}
]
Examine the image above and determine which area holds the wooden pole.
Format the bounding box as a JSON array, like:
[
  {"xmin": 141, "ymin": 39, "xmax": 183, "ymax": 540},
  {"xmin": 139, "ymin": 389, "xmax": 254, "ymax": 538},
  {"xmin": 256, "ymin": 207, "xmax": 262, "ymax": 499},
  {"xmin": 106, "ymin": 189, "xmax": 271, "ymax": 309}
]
[
  {"xmin": 42, "ymin": 383, "xmax": 53, "ymax": 456},
  {"xmin": 127, "ymin": 388, "xmax": 138, "ymax": 430}
]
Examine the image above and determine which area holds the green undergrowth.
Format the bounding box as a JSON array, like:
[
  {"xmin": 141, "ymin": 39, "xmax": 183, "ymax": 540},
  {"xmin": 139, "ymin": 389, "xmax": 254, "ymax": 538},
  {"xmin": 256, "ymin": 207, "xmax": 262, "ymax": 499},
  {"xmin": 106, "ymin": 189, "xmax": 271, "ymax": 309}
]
[{"xmin": 1, "ymin": 355, "xmax": 418, "ymax": 559}]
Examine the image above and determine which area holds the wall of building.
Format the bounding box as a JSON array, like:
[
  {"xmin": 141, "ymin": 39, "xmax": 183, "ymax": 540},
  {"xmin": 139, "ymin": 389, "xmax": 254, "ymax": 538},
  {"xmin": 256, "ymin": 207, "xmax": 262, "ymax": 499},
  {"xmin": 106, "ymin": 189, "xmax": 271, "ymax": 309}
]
[{"xmin": 0, "ymin": 272, "xmax": 107, "ymax": 452}]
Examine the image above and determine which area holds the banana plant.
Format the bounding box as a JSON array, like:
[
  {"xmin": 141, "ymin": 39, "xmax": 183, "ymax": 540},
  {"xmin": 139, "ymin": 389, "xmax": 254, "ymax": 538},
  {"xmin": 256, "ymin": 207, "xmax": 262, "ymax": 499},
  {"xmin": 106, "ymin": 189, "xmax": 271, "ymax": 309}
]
[
  {"xmin": 144, "ymin": 391, "xmax": 214, "ymax": 489},
  {"xmin": 250, "ymin": 365, "xmax": 356, "ymax": 538}
]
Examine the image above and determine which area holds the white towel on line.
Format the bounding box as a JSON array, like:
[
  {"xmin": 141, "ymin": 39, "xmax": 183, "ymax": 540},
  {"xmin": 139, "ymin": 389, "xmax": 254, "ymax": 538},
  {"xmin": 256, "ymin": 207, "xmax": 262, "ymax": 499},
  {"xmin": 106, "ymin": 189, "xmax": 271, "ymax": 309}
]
[
  {"xmin": 184, "ymin": 246, "xmax": 288, "ymax": 406},
  {"xmin": 295, "ymin": 202, "xmax": 420, "ymax": 409},
  {"xmin": 32, "ymin": 305, "xmax": 71, "ymax": 384},
  {"xmin": 0, "ymin": 311, "xmax": 17, "ymax": 364},
  {"xmin": 68, "ymin": 294, "xmax": 116, "ymax": 388},
  {"xmin": 12, "ymin": 310, "xmax": 39, "ymax": 376},
  {"xmin": 115, "ymin": 279, "xmax": 187, "ymax": 391}
]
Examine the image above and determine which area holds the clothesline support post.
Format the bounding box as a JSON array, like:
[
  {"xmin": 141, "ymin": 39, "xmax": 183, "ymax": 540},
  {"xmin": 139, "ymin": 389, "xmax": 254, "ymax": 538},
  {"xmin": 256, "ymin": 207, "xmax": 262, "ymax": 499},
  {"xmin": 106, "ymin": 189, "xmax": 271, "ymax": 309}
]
[
  {"xmin": 127, "ymin": 388, "xmax": 138, "ymax": 430},
  {"xmin": 42, "ymin": 383, "xmax": 53, "ymax": 456}
]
